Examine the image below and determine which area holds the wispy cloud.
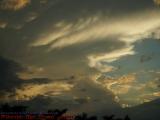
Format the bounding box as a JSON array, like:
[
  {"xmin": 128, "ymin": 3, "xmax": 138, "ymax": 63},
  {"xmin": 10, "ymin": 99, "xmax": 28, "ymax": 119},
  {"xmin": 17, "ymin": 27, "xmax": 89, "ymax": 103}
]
[
  {"xmin": 31, "ymin": 10, "xmax": 160, "ymax": 51},
  {"xmin": 0, "ymin": 0, "xmax": 30, "ymax": 11},
  {"xmin": 29, "ymin": 10, "xmax": 160, "ymax": 108},
  {"xmin": 87, "ymin": 45, "xmax": 135, "ymax": 73}
]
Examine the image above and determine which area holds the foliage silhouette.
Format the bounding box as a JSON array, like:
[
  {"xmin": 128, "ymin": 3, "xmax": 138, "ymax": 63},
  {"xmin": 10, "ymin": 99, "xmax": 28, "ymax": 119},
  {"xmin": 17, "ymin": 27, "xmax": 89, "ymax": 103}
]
[
  {"xmin": 75, "ymin": 113, "xmax": 97, "ymax": 120},
  {"xmin": 103, "ymin": 114, "xmax": 131, "ymax": 120},
  {"xmin": 103, "ymin": 115, "xmax": 115, "ymax": 120},
  {"xmin": 0, "ymin": 103, "xmax": 131, "ymax": 120},
  {"xmin": 0, "ymin": 103, "xmax": 27, "ymax": 112},
  {"xmin": 47, "ymin": 108, "xmax": 68, "ymax": 120},
  {"xmin": 124, "ymin": 115, "xmax": 130, "ymax": 120}
]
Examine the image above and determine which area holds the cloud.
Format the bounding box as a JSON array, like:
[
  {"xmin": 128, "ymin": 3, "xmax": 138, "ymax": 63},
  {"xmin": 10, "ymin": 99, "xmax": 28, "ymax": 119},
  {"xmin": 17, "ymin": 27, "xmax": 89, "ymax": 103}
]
[
  {"xmin": 0, "ymin": 56, "xmax": 50, "ymax": 92},
  {"xmin": 25, "ymin": 12, "xmax": 38, "ymax": 23},
  {"xmin": 0, "ymin": 0, "xmax": 160, "ymax": 114},
  {"xmin": 154, "ymin": 0, "xmax": 160, "ymax": 5},
  {"xmin": 0, "ymin": 56, "xmax": 25, "ymax": 91},
  {"xmin": 0, "ymin": 56, "xmax": 70, "ymax": 102},
  {"xmin": 92, "ymin": 37, "xmax": 160, "ymax": 106},
  {"xmin": 98, "ymin": 74, "xmax": 136, "ymax": 95},
  {"xmin": 74, "ymin": 97, "xmax": 90, "ymax": 104},
  {"xmin": 91, "ymin": 38, "xmax": 160, "ymax": 106},
  {"xmin": 31, "ymin": 10, "xmax": 160, "ymax": 51},
  {"xmin": 0, "ymin": 0, "xmax": 30, "ymax": 11},
  {"xmin": 10, "ymin": 95, "xmax": 77, "ymax": 112},
  {"xmin": 87, "ymin": 45, "xmax": 135, "ymax": 72},
  {"xmin": 17, "ymin": 66, "xmax": 45, "ymax": 79},
  {"xmin": 0, "ymin": 20, "xmax": 8, "ymax": 29},
  {"xmin": 14, "ymin": 82, "xmax": 74, "ymax": 101},
  {"xmin": 153, "ymin": 92, "xmax": 160, "ymax": 97},
  {"xmin": 9, "ymin": 74, "xmax": 120, "ymax": 113}
]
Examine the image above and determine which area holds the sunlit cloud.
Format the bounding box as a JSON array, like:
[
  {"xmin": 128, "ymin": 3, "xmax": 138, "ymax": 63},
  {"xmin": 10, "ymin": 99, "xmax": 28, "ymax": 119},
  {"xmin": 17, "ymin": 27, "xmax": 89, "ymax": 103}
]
[
  {"xmin": 154, "ymin": 0, "xmax": 160, "ymax": 5},
  {"xmin": 0, "ymin": 20, "xmax": 8, "ymax": 29},
  {"xmin": 91, "ymin": 74, "xmax": 137, "ymax": 107},
  {"xmin": 139, "ymin": 91, "xmax": 160, "ymax": 104},
  {"xmin": 31, "ymin": 10, "xmax": 160, "ymax": 50},
  {"xmin": 31, "ymin": 15, "xmax": 99, "ymax": 47},
  {"xmin": 27, "ymin": 8, "xmax": 160, "ymax": 110},
  {"xmin": 25, "ymin": 12, "xmax": 38, "ymax": 22},
  {"xmin": 0, "ymin": 0, "xmax": 30, "ymax": 11},
  {"xmin": 14, "ymin": 82, "xmax": 74, "ymax": 100},
  {"xmin": 87, "ymin": 45, "xmax": 135, "ymax": 72},
  {"xmin": 153, "ymin": 92, "xmax": 160, "ymax": 97},
  {"xmin": 102, "ymin": 74, "xmax": 136, "ymax": 95},
  {"xmin": 91, "ymin": 69, "xmax": 160, "ymax": 107}
]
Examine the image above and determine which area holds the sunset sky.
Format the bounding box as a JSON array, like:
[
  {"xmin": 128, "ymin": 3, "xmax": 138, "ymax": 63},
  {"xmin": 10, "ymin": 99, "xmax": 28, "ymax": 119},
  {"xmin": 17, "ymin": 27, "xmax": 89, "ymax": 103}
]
[{"xmin": 0, "ymin": 0, "xmax": 160, "ymax": 117}]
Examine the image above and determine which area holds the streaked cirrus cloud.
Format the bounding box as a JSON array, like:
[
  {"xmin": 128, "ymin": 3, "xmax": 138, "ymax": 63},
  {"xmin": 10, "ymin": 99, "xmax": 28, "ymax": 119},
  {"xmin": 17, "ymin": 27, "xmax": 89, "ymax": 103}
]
[{"xmin": 31, "ymin": 10, "xmax": 160, "ymax": 51}]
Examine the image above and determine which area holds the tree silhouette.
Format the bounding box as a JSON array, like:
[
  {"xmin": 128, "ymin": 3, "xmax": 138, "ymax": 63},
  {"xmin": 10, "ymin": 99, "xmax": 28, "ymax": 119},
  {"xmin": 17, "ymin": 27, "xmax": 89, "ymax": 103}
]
[
  {"xmin": 103, "ymin": 115, "xmax": 115, "ymax": 120},
  {"xmin": 48, "ymin": 108, "xmax": 68, "ymax": 115},
  {"xmin": 75, "ymin": 113, "xmax": 97, "ymax": 120},
  {"xmin": 0, "ymin": 103, "xmax": 131, "ymax": 120},
  {"xmin": 103, "ymin": 114, "xmax": 131, "ymax": 120},
  {"xmin": 87, "ymin": 116, "xmax": 97, "ymax": 120},
  {"xmin": 124, "ymin": 115, "xmax": 131, "ymax": 120},
  {"xmin": 47, "ymin": 108, "xmax": 68, "ymax": 120},
  {"xmin": 114, "ymin": 118, "xmax": 123, "ymax": 120},
  {"xmin": 0, "ymin": 103, "xmax": 27, "ymax": 112}
]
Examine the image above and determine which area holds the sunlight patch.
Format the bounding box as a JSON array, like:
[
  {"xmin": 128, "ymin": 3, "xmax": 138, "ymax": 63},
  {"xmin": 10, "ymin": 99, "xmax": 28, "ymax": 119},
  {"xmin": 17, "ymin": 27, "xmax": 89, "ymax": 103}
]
[{"xmin": 0, "ymin": 0, "xmax": 30, "ymax": 11}]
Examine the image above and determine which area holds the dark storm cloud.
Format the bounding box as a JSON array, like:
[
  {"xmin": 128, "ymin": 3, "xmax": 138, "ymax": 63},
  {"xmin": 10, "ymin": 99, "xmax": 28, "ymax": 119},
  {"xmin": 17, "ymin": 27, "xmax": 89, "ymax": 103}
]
[
  {"xmin": 0, "ymin": 56, "xmax": 52, "ymax": 93},
  {"xmin": 0, "ymin": 56, "xmax": 25, "ymax": 91}
]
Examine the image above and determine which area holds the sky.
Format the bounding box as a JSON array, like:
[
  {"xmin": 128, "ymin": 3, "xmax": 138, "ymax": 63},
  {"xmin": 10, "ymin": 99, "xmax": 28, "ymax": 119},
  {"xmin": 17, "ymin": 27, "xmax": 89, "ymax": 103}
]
[{"xmin": 0, "ymin": 0, "xmax": 160, "ymax": 116}]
